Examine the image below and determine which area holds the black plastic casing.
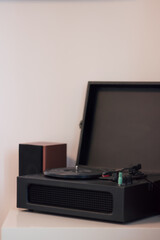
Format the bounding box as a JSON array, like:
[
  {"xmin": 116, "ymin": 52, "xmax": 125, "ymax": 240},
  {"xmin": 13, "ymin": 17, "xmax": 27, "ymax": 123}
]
[
  {"xmin": 77, "ymin": 81, "xmax": 160, "ymax": 172},
  {"xmin": 17, "ymin": 174, "xmax": 157, "ymax": 223}
]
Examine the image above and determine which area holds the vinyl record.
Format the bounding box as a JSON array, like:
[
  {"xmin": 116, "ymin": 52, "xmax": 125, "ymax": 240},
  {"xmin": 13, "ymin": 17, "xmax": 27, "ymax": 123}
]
[{"xmin": 44, "ymin": 167, "xmax": 103, "ymax": 179}]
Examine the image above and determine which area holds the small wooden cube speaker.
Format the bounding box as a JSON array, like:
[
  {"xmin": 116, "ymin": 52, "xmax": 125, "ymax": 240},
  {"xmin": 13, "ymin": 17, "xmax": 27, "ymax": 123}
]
[{"xmin": 19, "ymin": 142, "xmax": 66, "ymax": 176}]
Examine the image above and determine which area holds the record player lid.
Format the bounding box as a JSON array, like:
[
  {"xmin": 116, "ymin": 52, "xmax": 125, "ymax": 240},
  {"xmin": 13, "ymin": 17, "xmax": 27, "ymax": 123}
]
[{"xmin": 76, "ymin": 82, "xmax": 160, "ymax": 173}]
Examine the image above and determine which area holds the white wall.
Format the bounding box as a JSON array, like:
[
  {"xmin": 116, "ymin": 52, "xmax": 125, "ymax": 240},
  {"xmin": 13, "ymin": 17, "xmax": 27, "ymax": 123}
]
[{"xmin": 0, "ymin": 0, "xmax": 160, "ymax": 235}]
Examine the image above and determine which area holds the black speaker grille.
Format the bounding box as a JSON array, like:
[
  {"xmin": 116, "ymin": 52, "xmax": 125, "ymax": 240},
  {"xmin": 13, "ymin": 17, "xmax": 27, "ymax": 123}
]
[{"xmin": 28, "ymin": 184, "xmax": 113, "ymax": 214}]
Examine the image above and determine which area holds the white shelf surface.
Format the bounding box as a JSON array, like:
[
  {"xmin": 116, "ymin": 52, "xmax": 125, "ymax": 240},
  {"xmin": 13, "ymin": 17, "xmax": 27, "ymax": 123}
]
[{"xmin": 1, "ymin": 209, "xmax": 160, "ymax": 240}]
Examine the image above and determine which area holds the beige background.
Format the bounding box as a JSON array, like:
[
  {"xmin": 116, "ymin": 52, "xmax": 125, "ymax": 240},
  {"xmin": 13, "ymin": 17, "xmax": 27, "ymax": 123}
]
[{"xmin": 0, "ymin": 0, "xmax": 160, "ymax": 236}]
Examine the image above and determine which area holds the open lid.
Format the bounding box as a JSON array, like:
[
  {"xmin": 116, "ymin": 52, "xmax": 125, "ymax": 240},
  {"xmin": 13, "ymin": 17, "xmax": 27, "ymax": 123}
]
[{"xmin": 76, "ymin": 82, "xmax": 160, "ymax": 173}]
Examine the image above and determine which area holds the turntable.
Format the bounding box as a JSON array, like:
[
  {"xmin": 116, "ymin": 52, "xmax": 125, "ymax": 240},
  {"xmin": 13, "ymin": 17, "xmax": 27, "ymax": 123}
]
[
  {"xmin": 17, "ymin": 82, "xmax": 160, "ymax": 222},
  {"xmin": 44, "ymin": 166, "xmax": 103, "ymax": 179}
]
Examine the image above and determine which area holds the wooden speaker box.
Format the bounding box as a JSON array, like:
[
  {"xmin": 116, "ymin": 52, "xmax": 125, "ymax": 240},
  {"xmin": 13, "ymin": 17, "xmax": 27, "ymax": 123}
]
[{"xmin": 19, "ymin": 142, "xmax": 66, "ymax": 176}]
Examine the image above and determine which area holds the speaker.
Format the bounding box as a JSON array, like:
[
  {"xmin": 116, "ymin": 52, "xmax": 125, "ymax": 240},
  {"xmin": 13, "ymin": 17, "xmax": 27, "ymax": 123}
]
[{"xmin": 19, "ymin": 142, "xmax": 66, "ymax": 176}]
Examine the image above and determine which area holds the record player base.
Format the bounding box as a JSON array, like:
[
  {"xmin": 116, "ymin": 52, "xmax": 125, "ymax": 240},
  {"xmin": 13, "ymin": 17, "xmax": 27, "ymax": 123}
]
[{"xmin": 17, "ymin": 174, "xmax": 160, "ymax": 223}]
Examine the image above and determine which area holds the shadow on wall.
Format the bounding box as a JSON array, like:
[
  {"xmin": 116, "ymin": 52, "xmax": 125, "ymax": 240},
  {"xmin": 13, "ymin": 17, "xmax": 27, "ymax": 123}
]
[
  {"xmin": 0, "ymin": 149, "xmax": 18, "ymax": 229},
  {"xmin": 67, "ymin": 157, "xmax": 76, "ymax": 167}
]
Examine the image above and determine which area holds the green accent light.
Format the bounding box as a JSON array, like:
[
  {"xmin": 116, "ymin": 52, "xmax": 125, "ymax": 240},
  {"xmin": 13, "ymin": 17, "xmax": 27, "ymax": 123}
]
[{"xmin": 118, "ymin": 172, "xmax": 123, "ymax": 186}]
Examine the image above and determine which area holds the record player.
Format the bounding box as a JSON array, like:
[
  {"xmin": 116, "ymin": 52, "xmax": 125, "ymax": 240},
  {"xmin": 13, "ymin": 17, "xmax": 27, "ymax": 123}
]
[{"xmin": 17, "ymin": 82, "xmax": 160, "ymax": 222}]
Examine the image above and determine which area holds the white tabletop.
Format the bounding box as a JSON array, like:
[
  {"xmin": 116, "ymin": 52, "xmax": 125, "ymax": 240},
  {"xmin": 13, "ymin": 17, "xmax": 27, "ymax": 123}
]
[{"xmin": 1, "ymin": 209, "xmax": 160, "ymax": 240}]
